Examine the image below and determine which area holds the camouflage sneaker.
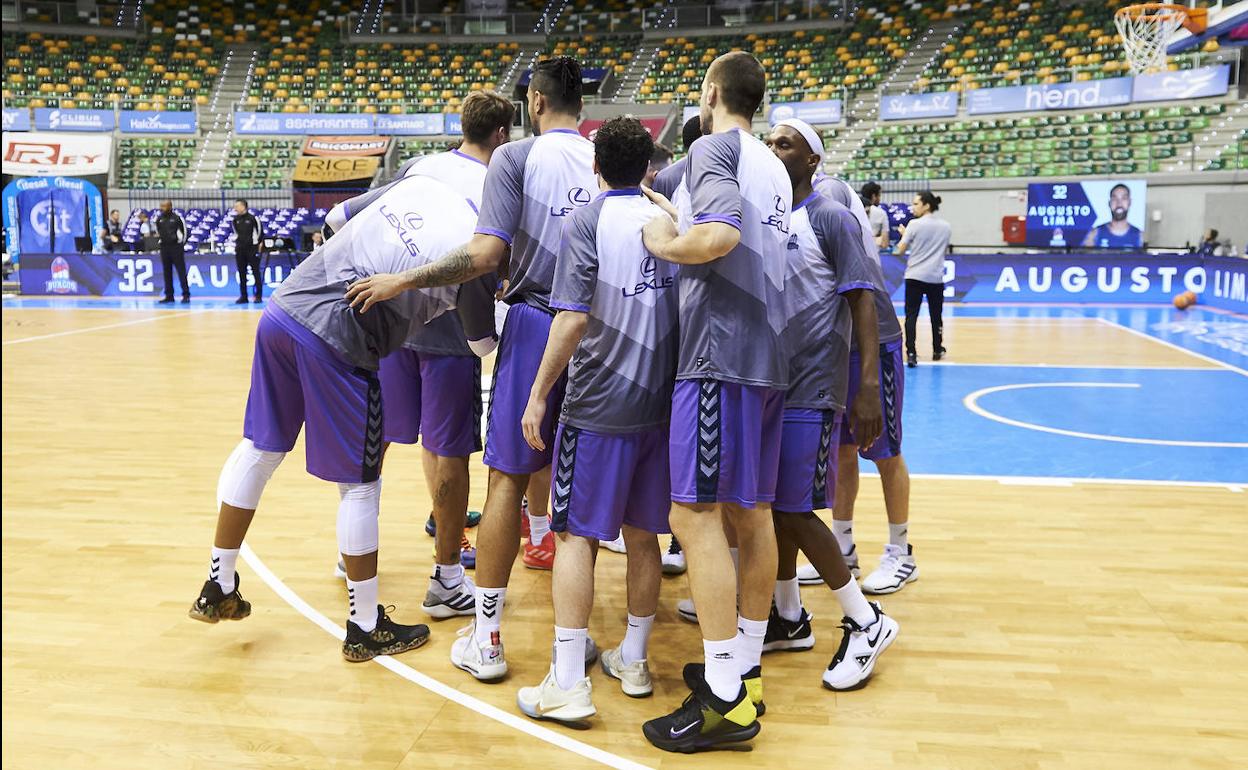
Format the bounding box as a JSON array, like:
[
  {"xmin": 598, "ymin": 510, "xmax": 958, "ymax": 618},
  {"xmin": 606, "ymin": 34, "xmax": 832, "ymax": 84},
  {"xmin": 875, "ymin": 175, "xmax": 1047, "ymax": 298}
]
[
  {"xmin": 342, "ymin": 605, "xmax": 430, "ymax": 662},
  {"xmin": 188, "ymin": 574, "xmax": 252, "ymax": 623}
]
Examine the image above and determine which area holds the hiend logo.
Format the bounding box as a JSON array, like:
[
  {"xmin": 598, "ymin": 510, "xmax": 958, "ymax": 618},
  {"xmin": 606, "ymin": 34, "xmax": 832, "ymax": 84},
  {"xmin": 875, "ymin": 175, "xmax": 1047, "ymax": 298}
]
[
  {"xmin": 1023, "ymin": 79, "xmax": 1131, "ymax": 111},
  {"xmin": 45, "ymin": 256, "xmax": 80, "ymax": 294},
  {"xmin": 551, "ymin": 187, "xmax": 592, "ymax": 217}
]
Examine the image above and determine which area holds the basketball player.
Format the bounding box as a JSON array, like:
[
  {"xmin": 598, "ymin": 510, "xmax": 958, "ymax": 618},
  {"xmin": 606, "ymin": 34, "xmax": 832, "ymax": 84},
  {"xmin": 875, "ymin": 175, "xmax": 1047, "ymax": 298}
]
[
  {"xmin": 1083, "ymin": 183, "xmax": 1143, "ymax": 249},
  {"xmin": 513, "ymin": 117, "xmax": 678, "ymax": 722},
  {"xmin": 187, "ymin": 173, "xmax": 486, "ymax": 662},
  {"xmin": 325, "ymin": 91, "xmax": 514, "ymax": 618},
  {"xmin": 764, "ymin": 119, "xmax": 900, "ymax": 690},
  {"xmin": 636, "ymin": 52, "xmax": 789, "ymax": 753},
  {"xmin": 345, "ymin": 57, "xmax": 599, "ymax": 681}
]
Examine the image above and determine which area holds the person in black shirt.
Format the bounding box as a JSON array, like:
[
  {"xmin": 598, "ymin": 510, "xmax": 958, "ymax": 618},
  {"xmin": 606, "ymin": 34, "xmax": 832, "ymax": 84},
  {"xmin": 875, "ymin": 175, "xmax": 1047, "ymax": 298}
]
[
  {"xmin": 231, "ymin": 199, "xmax": 264, "ymax": 304},
  {"xmin": 155, "ymin": 200, "xmax": 190, "ymax": 304},
  {"xmin": 100, "ymin": 209, "xmax": 124, "ymax": 252}
]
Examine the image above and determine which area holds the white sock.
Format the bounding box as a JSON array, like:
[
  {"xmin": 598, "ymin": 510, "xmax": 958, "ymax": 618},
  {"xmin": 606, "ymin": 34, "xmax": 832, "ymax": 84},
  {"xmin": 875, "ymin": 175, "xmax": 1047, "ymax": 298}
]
[
  {"xmin": 735, "ymin": 615, "xmax": 767, "ymax": 677},
  {"xmin": 832, "ymin": 519, "xmax": 855, "ymax": 555},
  {"xmin": 621, "ymin": 613, "xmax": 654, "ymax": 665},
  {"xmin": 773, "ymin": 577, "xmax": 803, "ymax": 622},
  {"xmin": 528, "ymin": 513, "xmax": 551, "ymax": 544},
  {"xmin": 703, "ymin": 637, "xmax": 740, "ymax": 702},
  {"xmin": 430, "ymin": 562, "xmax": 464, "ymax": 597},
  {"xmin": 210, "ymin": 547, "xmax": 239, "ymax": 593},
  {"xmin": 474, "ymin": 586, "xmax": 505, "ymax": 646},
  {"xmin": 833, "ymin": 576, "xmax": 876, "ymax": 628},
  {"xmin": 553, "ymin": 626, "xmax": 587, "ymax": 690},
  {"xmin": 347, "ymin": 576, "xmax": 379, "ymax": 632},
  {"xmin": 889, "ymin": 522, "xmax": 910, "ymax": 551}
]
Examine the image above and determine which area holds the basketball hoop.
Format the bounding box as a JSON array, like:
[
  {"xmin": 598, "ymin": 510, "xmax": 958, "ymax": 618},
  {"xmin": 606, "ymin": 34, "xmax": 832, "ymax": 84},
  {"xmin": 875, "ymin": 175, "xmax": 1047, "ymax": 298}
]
[{"xmin": 1114, "ymin": 3, "xmax": 1208, "ymax": 74}]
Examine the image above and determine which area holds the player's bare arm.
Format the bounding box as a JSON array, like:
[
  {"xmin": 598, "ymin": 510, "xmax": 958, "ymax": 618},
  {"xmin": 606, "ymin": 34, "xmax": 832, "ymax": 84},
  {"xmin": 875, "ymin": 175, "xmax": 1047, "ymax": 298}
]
[
  {"xmin": 846, "ymin": 287, "xmax": 883, "ymax": 451},
  {"xmin": 346, "ymin": 233, "xmax": 507, "ymax": 313},
  {"xmin": 643, "ymin": 219, "xmax": 740, "ymax": 266},
  {"xmin": 521, "ymin": 310, "xmax": 588, "ymax": 452}
]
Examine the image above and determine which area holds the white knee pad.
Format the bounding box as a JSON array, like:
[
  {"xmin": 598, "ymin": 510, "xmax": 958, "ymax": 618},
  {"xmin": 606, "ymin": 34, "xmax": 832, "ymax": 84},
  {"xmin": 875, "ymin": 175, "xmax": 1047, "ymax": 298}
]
[
  {"xmin": 337, "ymin": 479, "xmax": 382, "ymax": 556},
  {"xmin": 217, "ymin": 439, "xmax": 285, "ymax": 509}
]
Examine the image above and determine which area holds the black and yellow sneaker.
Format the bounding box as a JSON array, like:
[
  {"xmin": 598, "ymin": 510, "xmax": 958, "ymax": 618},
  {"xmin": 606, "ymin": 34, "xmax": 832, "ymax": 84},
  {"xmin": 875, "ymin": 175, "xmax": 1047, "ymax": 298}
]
[
  {"xmin": 188, "ymin": 575, "xmax": 252, "ymax": 623},
  {"xmin": 642, "ymin": 679, "xmax": 760, "ymax": 753},
  {"xmin": 342, "ymin": 605, "xmax": 430, "ymax": 662},
  {"xmin": 683, "ymin": 662, "xmax": 766, "ymax": 717}
]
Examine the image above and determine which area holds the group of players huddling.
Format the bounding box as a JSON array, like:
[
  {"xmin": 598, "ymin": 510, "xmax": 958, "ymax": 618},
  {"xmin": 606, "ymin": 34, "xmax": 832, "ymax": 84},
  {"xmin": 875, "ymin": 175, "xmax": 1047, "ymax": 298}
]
[{"xmin": 188, "ymin": 52, "xmax": 919, "ymax": 753}]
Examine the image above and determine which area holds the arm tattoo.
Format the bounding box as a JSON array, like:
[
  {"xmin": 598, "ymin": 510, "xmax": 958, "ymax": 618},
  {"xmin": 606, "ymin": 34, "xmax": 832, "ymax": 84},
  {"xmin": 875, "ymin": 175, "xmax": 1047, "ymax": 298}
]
[{"xmin": 402, "ymin": 245, "xmax": 476, "ymax": 289}]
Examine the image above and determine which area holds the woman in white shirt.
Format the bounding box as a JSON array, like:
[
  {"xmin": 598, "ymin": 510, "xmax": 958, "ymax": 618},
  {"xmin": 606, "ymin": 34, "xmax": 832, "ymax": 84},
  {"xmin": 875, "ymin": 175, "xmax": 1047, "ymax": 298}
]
[{"xmin": 896, "ymin": 191, "xmax": 952, "ymax": 368}]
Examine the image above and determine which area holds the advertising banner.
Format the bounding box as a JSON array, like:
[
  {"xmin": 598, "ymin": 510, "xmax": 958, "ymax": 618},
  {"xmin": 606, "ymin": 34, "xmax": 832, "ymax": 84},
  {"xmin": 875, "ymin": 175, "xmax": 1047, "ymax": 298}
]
[
  {"xmin": 1, "ymin": 176, "xmax": 104, "ymax": 257},
  {"xmin": 33, "ymin": 107, "xmax": 116, "ymax": 132},
  {"xmin": 18, "ymin": 252, "xmax": 296, "ymax": 297},
  {"xmin": 1203, "ymin": 256, "xmax": 1248, "ymax": 314},
  {"xmin": 879, "ymin": 91, "xmax": 960, "ymax": 121},
  {"xmin": 292, "ymin": 156, "xmax": 380, "ymax": 184},
  {"xmin": 967, "ymin": 77, "xmax": 1133, "ymax": 115},
  {"xmin": 1131, "ymin": 64, "xmax": 1231, "ymax": 103},
  {"xmin": 375, "ymin": 113, "xmax": 445, "ymax": 136},
  {"xmin": 446, "ymin": 113, "xmax": 463, "ymax": 136},
  {"xmin": 2, "ymin": 131, "xmax": 113, "ymax": 176},
  {"xmin": 234, "ymin": 111, "xmax": 376, "ymax": 135},
  {"xmin": 2, "ymin": 107, "xmax": 31, "ymax": 132},
  {"xmin": 119, "ymin": 110, "xmax": 198, "ymax": 133},
  {"xmin": 302, "ymin": 136, "xmax": 392, "ymax": 156},
  {"xmin": 578, "ymin": 117, "xmax": 668, "ymax": 141},
  {"xmin": 1025, "ymin": 180, "xmax": 1148, "ymax": 249},
  {"xmin": 767, "ymin": 99, "xmax": 843, "ymax": 126}
]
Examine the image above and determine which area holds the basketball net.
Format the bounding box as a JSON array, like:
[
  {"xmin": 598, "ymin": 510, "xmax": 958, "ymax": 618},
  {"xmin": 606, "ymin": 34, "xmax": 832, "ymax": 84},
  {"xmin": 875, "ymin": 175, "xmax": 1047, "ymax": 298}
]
[{"xmin": 1115, "ymin": 3, "xmax": 1188, "ymax": 74}]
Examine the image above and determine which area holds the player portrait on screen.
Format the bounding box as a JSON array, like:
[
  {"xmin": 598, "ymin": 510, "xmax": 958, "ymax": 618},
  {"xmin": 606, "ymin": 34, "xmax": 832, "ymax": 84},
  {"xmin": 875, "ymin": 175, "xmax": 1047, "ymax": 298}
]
[{"xmin": 1083, "ymin": 183, "xmax": 1143, "ymax": 249}]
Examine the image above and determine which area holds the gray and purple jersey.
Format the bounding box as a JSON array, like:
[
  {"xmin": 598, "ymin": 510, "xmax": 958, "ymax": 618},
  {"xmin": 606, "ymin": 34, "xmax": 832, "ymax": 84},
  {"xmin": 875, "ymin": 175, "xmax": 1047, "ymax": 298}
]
[
  {"xmin": 652, "ymin": 157, "xmax": 692, "ymax": 232},
  {"xmin": 400, "ymin": 148, "xmax": 489, "ymax": 209},
  {"xmin": 475, "ymin": 129, "xmax": 596, "ymax": 313},
  {"xmin": 814, "ymin": 174, "xmax": 903, "ymax": 347},
  {"xmin": 551, "ymin": 189, "xmax": 680, "ymax": 433},
  {"xmin": 676, "ymin": 128, "xmax": 791, "ymax": 389},
  {"xmin": 272, "ymin": 174, "xmax": 477, "ymax": 370},
  {"xmin": 785, "ymin": 192, "xmax": 880, "ymax": 411}
]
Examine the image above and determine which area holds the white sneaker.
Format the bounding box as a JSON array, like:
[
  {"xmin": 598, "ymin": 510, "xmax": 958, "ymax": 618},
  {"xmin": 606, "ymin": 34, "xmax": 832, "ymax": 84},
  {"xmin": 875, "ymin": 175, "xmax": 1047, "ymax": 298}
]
[
  {"xmin": 796, "ymin": 563, "xmax": 823, "ymax": 586},
  {"xmin": 450, "ymin": 620, "xmax": 507, "ymax": 681},
  {"xmin": 676, "ymin": 597, "xmax": 697, "ymax": 624},
  {"xmin": 599, "ymin": 645, "xmax": 653, "ymax": 697},
  {"xmin": 861, "ymin": 544, "xmax": 918, "ymax": 595},
  {"xmin": 335, "ymin": 559, "xmax": 347, "ymax": 579},
  {"xmin": 822, "ymin": 602, "xmax": 899, "ymax": 691},
  {"xmin": 601, "ymin": 532, "xmax": 626, "ymax": 553},
  {"xmin": 551, "ymin": 636, "xmax": 600, "ymax": 666},
  {"xmin": 422, "ymin": 575, "xmax": 476, "ymax": 619},
  {"xmin": 517, "ymin": 667, "xmax": 595, "ymax": 723},
  {"xmin": 661, "ymin": 536, "xmax": 686, "ymax": 574}
]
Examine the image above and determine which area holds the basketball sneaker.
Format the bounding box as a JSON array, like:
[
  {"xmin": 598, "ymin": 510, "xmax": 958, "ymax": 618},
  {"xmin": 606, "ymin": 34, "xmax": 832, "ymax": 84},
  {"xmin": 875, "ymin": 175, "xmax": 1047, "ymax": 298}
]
[
  {"xmin": 523, "ymin": 530, "xmax": 555, "ymax": 570},
  {"xmin": 459, "ymin": 532, "xmax": 477, "ymax": 570},
  {"xmin": 797, "ymin": 546, "xmax": 859, "ymax": 585},
  {"xmin": 822, "ymin": 602, "xmax": 898, "ymax": 691},
  {"xmin": 188, "ymin": 575, "xmax": 252, "ymax": 623},
  {"xmin": 599, "ymin": 645, "xmax": 653, "ymax": 697},
  {"xmin": 601, "ymin": 532, "xmax": 626, "ymax": 553},
  {"xmin": 676, "ymin": 598, "xmax": 697, "ymax": 624},
  {"xmin": 662, "ymin": 536, "xmax": 686, "ymax": 574},
  {"xmin": 642, "ymin": 679, "xmax": 759, "ymax": 753},
  {"xmin": 450, "ymin": 620, "xmax": 507, "ymax": 681},
  {"xmin": 425, "ymin": 510, "xmax": 483, "ymax": 536},
  {"xmin": 516, "ymin": 667, "xmax": 596, "ymax": 723},
  {"xmin": 421, "ymin": 574, "xmax": 476, "ymax": 619},
  {"xmin": 682, "ymin": 663, "xmax": 765, "ymax": 716},
  {"xmin": 861, "ymin": 544, "xmax": 918, "ymax": 595},
  {"xmin": 342, "ymin": 605, "xmax": 430, "ymax": 662},
  {"xmin": 761, "ymin": 605, "xmax": 815, "ymax": 653}
]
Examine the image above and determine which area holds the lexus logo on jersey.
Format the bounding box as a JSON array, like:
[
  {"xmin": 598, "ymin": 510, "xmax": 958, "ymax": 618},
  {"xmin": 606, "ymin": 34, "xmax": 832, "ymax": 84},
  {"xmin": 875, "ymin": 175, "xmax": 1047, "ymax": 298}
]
[{"xmin": 569, "ymin": 187, "xmax": 591, "ymax": 206}]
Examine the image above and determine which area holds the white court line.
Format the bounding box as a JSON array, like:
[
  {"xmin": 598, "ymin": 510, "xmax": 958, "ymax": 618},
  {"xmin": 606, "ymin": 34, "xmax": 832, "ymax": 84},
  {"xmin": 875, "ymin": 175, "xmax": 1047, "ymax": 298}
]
[
  {"xmin": 239, "ymin": 544, "xmax": 653, "ymax": 770},
  {"xmin": 2, "ymin": 308, "xmax": 215, "ymax": 345},
  {"xmin": 860, "ymin": 471, "xmax": 1246, "ymax": 490},
  {"xmin": 924, "ymin": 361, "xmax": 1217, "ymax": 371},
  {"xmin": 963, "ymin": 382, "xmax": 1248, "ymax": 448},
  {"xmin": 1094, "ymin": 317, "xmax": 1248, "ymax": 378}
]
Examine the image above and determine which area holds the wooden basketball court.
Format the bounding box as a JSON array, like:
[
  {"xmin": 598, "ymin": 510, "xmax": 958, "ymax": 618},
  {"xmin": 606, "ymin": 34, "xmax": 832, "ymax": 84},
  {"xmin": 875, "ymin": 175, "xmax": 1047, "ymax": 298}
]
[{"xmin": 2, "ymin": 300, "xmax": 1245, "ymax": 769}]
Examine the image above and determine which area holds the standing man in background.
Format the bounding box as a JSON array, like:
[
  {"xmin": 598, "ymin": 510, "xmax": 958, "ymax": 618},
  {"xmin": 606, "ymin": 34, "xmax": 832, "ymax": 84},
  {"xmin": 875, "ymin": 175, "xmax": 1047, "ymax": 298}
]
[
  {"xmin": 860, "ymin": 182, "xmax": 889, "ymax": 250},
  {"xmin": 232, "ymin": 199, "xmax": 264, "ymax": 304},
  {"xmin": 896, "ymin": 191, "xmax": 951, "ymax": 368},
  {"xmin": 156, "ymin": 200, "xmax": 189, "ymax": 304}
]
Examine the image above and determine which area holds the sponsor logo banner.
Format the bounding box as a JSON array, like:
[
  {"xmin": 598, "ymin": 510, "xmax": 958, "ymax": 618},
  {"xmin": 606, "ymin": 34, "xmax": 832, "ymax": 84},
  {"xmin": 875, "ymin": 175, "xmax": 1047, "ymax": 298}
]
[
  {"xmin": 2, "ymin": 131, "xmax": 113, "ymax": 175},
  {"xmin": 375, "ymin": 112, "xmax": 445, "ymax": 136},
  {"xmin": 578, "ymin": 118, "xmax": 668, "ymax": 141},
  {"xmin": 767, "ymin": 99, "xmax": 843, "ymax": 126},
  {"xmin": 1, "ymin": 175, "xmax": 105, "ymax": 257},
  {"xmin": 967, "ymin": 77, "xmax": 1133, "ymax": 115},
  {"xmin": 119, "ymin": 110, "xmax": 198, "ymax": 133},
  {"xmin": 446, "ymin": 113, "xmax": 463, "ymax": 136},
  {"xmin": 234, "ymin": 111, "xmax": 376, "ymax": 135},
  {"xmin": 880, "ymin": 91, "xmax": 960, "ymax": 121},
  {"xmin": 302, "ymin": 136, "xmax": 392, "ymax": 156},
  {"xmin": 18, "ymin": 253, "xmax": 295, "ymax": 297},
  {"xmin": 1132, "ymin": 64, "xmax": 1231, "ymax": 103},
  {"xmin": 292, "ymin": 156, "xmax": 380, "ymax": 183},
  {"xmin": 33, "ymin": 108, "xmax": 116, "ymax": 132},
  {"xmin": 2, "ymin": 108, "xmax": 31, "ymax": 132}
]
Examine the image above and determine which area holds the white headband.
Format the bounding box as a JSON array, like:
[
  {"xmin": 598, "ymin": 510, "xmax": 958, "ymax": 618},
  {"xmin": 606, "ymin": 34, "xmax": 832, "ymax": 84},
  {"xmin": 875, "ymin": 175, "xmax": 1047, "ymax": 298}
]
[{"xmin": 775, "ymin": 118, "xmax": 825, "ymax": 165}]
